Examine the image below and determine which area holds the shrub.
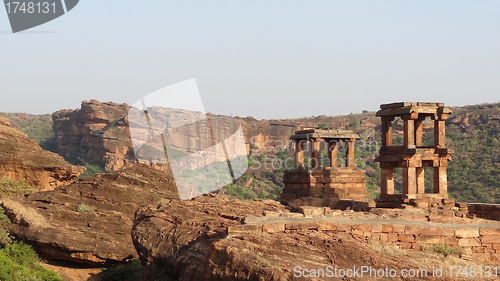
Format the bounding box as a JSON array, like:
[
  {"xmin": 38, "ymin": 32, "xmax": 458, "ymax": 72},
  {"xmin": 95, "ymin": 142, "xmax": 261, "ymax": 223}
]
[
  {"xmin": 424, "ymin": 244, "xmax": 463, "ymax": 257},
  {"xmin": 0, "ymin": 177, "xmax": 35, "ymax": 198},
  {"xmin": 318, "ymin": 123, "xmax": 328, "ymax": 129},
  {"xmin": 101, "ymin": 259, "xmax": 143, "ymax": 281},
  {"xmin": 0, "ymin": 207, "xmax": 12, "ymax": 245},
  {"xmin": 77, "ymin": 163, "xmax": 105, "ymax": 179},
  {"xmin": 76, "ymin": 204, "xmax": 96, "ymax": 213},
  {"xmin": 0, "ymin": 242, "xmax": 62, "ymax": 281}
]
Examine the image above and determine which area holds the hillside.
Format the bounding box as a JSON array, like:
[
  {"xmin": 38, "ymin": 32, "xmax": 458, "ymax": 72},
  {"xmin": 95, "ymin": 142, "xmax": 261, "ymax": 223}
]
[{"xmin": 0, "ymin": 113, "xmax": 56, "ymax": 152}]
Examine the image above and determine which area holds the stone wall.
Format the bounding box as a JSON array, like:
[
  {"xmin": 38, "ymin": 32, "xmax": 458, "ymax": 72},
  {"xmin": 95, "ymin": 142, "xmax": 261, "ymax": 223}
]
[
  {"xmin": 229, "ymin": 216, "xmax": 500, "ymax": 263},
  {"xmin": 281, "ymin": 168, "xmax": 369, "ymax": 204},
  {"xmin": 466, "ymin": 203, "xmax": 500, "ymax": 221}
]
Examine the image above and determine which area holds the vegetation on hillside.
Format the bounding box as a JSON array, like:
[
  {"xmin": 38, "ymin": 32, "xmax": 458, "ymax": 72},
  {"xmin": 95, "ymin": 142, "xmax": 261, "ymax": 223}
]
[
  {"xmin": 0, "ymin": 180, "xmax": 62, "ymax": 280},
  {"xmin": 0, "ymin": 177, "xmax": 36, "ymax": 198},
  {"xmin": 0, "ymin": 113, "xmax": 56, "ymax": 152}
]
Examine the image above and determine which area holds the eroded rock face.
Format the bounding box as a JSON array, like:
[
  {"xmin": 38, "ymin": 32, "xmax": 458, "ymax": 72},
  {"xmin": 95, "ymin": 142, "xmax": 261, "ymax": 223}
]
[
  {"xmin": 0, "ymin": 164, "xmax": 179, "ymax": 266},
  {"xmin": 131, "ymin": 194, "xmax": 290, "ymax": 280},
  {"xmin": 0, "ymin": 117, "xmax": 85, "ymax": 191},
  {"xmin": 52, "ymin": 100, "xmax": 135, "ymax": 171}
]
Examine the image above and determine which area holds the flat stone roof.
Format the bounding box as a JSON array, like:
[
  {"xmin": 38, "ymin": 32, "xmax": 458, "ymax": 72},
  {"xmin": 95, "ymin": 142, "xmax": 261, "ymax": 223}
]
[{"xmin": 290, "ymin": 128, "xmax": 359, "ymax": 140}]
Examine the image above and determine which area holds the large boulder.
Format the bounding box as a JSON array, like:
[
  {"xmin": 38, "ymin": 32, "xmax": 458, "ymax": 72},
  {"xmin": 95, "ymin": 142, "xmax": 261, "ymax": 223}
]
[
  {"xmin": 131, "ymin": 194, "xmax": 289, "ymax": 280},
  {"xmin": 0, "ymin": 164, "xmax": 179, "ymax": 266},
  {"xmin": 0, "ymin": 117, "xmax": 85, "ymax": 191}
]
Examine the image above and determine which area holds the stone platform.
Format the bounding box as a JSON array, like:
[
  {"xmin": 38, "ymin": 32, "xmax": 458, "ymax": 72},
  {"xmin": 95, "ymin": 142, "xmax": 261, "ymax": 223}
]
[{"xmin": 281, "ymin": 167, "xmax": 370, "ymax": 204}]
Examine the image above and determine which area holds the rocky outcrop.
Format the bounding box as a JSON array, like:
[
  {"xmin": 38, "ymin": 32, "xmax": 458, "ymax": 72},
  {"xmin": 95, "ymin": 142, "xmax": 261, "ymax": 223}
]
[
  {"xmin": 0, "ymin": 164, "xmax": 179, "ymax": 266},
  {"xmin": 52, "ymin": 100, "xmax": 135, "ymax": 171},
  {"xmin": 131, "ymin": 194, "xmax": 290, "ymax": 280},
  {"xmin": 0, "ymin": 117, "xmax": 85, "ymax": 191}
]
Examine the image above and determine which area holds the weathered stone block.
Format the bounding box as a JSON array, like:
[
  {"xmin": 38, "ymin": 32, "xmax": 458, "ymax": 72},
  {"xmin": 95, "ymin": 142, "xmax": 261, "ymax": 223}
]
[
  {"xmin": 393, "ymin": 225, "xmax": 405, "ymax": 233},
  {"xmin": 458, "ymin": 238, "xmax": 481, "ymax": 247},
  {"xmin": 480, "ymin": 235, "xmax": 500, "ymax": 244},
  {"xmin": 371, "ymin": 225, "xmax": 383, "ymax": 233},
  {"xmin": 445, "ymin": 236, "xmax": 459, "ymax": 246},
  {"xmin": 442, "ymin": 228, "xmax": 454, "ymax": 237},
  {"xmin": 352, "ymin": 224, "xmax": 371, "ymax": 232},
  {"xmin": 336, "ymin": 223, "xmax": 351, "ymax": 232},
  {"xmin": 352, "ymin": 229, "xmax": 364, "ymax": 237},
  {"xmin": 317, "ymin": 222, "xmax": 336, "ymax": 231},
  {"xmin": 405, "ymin": 226, "xmax": 421, "ymax": 235},
  {"xmin": 380, "ymin": 233, "xmax": 389, "ymax": 242},
  {"xmin": 228, "ymin": 224, "xmax": 263, "ymax": 235},
  {"xmin": 399, "ymin": 242, "xmax": 412, "ymax": 250},
  {"xmin": 421, "ymin": 227, "xmax": 442, "ymax": 236},
  {"xmin": 398, "ymin": 234, "xmax": 415, "ymax": 242},
  {"xmin": 417, "ymin": 235, "xmax": 443, "ymax": 244},
  {"xmin": 382, "ymin": 224, "xmax": 393, "ymax": 233},
  {"xmin": 455, "ymin": 228, "xmax": 479, "ymax": 238},
  {"xmin": 262, "ymin": 223, "xmax": 285, "ymax": 234},
  {"xmin": 285, "ymin": 222, "xmax": 318, "ymax": 231},
  {"xmin": 480, "ymin": 228, "xmax": 500, "ymax": 236},
  {"xmin": 371, "ymin": 233, "xmax": 381, "ymax": 241},
  {"xmin": 388, "ymin": 233, "xmax": 398, "ymax": 242}
]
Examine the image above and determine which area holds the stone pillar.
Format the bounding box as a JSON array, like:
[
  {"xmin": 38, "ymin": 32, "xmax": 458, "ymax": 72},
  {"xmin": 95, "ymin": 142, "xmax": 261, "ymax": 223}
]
[
  {"xmin": 434, "ymin": 120, "xmax": 446, "ymax": 148},
  {"xmin": 381, "ymin": 117, "xmax": 394, "ymax": 146},
  {"xmin": 295, "ymin": 140, "xmax": 305, "ymax": 169},
  {"xmin": 433, "ymin": 166, "xmax": 447, "ymax": 194},
  {"xmin": 416, "ymin": 167, "xmax": 425, "ymax": 193},
  {"xmin": 347, "ymin": 138, "xmax": 355, "ymax": 169},
  {"xmin": 403, "ymin": 167, "xmax": 417, "ymax": 195},
  {"xmin": 403, "ymin": 118, "xmax": 415, "ymax": 147},
  {"xmin": 311, "ymin": 138, "xmax": 322, "ymax": 169},
  {"xmin": 328, "ymin": 140, "xmax": 337, "ymax": 168},
  {"xmin": 414, "ymin": 118, "xmax": 424, "ymax": 147},
  {"xmin": 381, "ymin": 167, "xmax": 394, "ymax": 195}
]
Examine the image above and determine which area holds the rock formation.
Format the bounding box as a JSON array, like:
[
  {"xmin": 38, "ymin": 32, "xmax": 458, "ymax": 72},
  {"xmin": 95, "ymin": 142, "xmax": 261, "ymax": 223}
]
[
  {"xmin": 0, "ymin": 164, "xmax": 179, "ymax": 266},
  {"xmin": 52, "ymin": 100, "xmax": 135, "ymax": 171},
  {"xmin": 0, "ymin": 117, "xmax": 85, "ymax": 191}
]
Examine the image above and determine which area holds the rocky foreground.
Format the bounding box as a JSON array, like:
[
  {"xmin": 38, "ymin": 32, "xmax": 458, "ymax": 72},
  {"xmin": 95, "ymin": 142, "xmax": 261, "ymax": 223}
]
[
  {"xmin": 132, "ymin": 194, "xmax": 498, "ymax": 281},
  {"xmin": 1, "ymin": 163, "xmax": 498, "ymax": 280},
  {"xmin": 0, "ymin": 117, "xmax": 84, "ymax": 190},
  {"xmin": 0, "ymin": 164, "xmax": 179, "ymax": 266}
]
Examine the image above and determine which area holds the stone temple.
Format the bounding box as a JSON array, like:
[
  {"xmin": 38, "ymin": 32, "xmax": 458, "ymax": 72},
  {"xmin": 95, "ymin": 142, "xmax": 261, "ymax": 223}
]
[
  {"xmin": 374, "ymin": 102, "xmax": 454, "ymax": 208},
  {"xmin": 280, "ymin": 128, "xmax": 370, "ymax": 205}
]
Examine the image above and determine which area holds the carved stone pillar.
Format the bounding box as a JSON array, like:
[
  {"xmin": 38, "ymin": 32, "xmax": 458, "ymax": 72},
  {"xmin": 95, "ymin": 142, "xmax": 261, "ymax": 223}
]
[
  {"xmin": 295, "ymin": 140, "xmax": 305, "ymax": 169},
  {"xmin": 403, "ymin": 167, "xmax": 417, "ymax": 194},
  {"xmin": 311, "ymin": 138, "xmax": 322, "ymax": 169},
  {"xmin": 381, "ymin": 167, "xmax": 394, "ymax": 195},
  {"xmin": 416, "ymin": 167, "xmax": 425, "ymax": 193},
  {"xmin": 433, "ymin": 166, "xmax": 447, "ymax": 194},
  {"xmin": 328, "ymin": 140, "xmax": 338, "ymax": 168},
  {"xmin": 381, "ymin": 116, "xmax": 394, "ymax": 147}
]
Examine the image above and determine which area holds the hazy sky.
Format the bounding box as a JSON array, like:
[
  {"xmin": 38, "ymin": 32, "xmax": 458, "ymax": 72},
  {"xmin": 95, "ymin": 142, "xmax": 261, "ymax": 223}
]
[{"xmin": 1, "ymin": 1, "xmax": 499, "ymax": 119}]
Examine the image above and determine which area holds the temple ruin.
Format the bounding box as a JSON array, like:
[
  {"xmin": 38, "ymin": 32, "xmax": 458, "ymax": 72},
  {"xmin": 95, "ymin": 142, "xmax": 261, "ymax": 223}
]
[
  {"xmin": 280, "ymin": 128, "xmax": 370, "ymax": 205},
  {"xmin": 375, "ymin": 102, "xmax": 454, "ymax": 208}
]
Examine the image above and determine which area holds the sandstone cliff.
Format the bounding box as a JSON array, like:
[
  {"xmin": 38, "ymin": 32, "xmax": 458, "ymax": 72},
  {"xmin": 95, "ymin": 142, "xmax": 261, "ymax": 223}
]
[
  {"xmin": 52, "ymin": 100, "xmax": 135, "ymax": 171},
  {"xmin": 0, "ymin": 117, "xmax": 85, "ymax": 191}
]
